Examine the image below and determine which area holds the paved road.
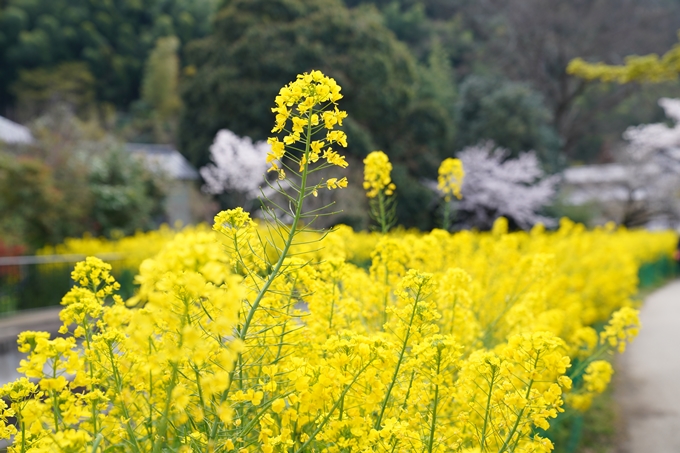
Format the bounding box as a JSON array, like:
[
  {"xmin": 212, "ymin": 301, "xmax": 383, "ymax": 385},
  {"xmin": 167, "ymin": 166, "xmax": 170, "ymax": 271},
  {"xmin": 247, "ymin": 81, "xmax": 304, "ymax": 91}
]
[
  {"xmin": 617, "ymin": 280, "xmax": 680, "ymax": 453},
  {"xmin": 0, "ymin": 307, "xmax": 61, "ymax": 385}
]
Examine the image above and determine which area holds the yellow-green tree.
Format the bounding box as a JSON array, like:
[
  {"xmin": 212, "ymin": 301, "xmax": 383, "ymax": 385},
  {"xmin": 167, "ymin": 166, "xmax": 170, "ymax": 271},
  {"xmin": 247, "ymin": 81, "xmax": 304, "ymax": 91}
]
[
  {"xmin": 140, "ymin": 36, "xmax": 182, "ymax": 143},
  {"xmin": 142, "ymin": 37, "xmax": 182, "ymax": 119},
  {"xmin": 568, "ymin": 32, "xmax": 680, "ymax": 83}
]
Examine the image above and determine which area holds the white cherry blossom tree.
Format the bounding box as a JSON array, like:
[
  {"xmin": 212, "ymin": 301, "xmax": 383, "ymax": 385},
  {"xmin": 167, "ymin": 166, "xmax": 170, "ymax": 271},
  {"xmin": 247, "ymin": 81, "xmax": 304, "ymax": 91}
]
[
  {"xmin": 438, "ymin": 142, "xmax": 558, "ymax": 230},
  {"xmin": 199, "ymin": 129, "xmax": 271, "ymax": 208},
  {"xmin": 616, "ymin": 98, "xmax": 680, "ymax": 227}
]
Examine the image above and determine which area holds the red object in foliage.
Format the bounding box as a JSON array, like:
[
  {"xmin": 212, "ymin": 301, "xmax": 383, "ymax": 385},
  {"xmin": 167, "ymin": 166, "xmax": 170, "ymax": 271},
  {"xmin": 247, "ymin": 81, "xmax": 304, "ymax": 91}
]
[{"xmin": 0, "ymin": 241, "xmax": 26, "ymax": 280}]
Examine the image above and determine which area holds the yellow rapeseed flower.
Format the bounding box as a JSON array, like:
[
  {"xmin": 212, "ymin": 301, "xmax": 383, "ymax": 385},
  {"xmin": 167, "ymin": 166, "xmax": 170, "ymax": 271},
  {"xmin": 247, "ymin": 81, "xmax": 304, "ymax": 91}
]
[
  {"xmin": 363, "ymin": 151, "xmax": 396, "ymax": 198},
  {"xmin": 268, "ymin": 70, "xmax": 349, "ymax": 180},
  {"xmin": 437, "ymin": 157, "xmax": 465, "ymax": 201}
]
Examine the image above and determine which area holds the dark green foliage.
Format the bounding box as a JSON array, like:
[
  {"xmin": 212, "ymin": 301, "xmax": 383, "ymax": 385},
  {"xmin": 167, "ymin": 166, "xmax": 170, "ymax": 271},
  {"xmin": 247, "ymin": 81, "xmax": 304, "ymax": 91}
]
[
  {"xmin": 0, "ymin": 0, "xmax": 218, "ymax": 112},
  {"xmin": 3, "ymin": 0, "xmax": 680, "ymax": 234},
  {"xmin": 391, "ymin": 163, "xmax": 438, "ymax": 229},
  {"xmin": 456, "ymin": 75, "xmax": 562, "ymax": 170},
  {"xmin": 343, "ymin": 0, "xmax": 473, "ymax": 61},
  {"xmin": 1, "ymin": 262, "xmax": 137, "ymax": 314},
  {"xmin": 0, "ymin": 107, "xmax": 168, "ymax": 248},
  {"xmin": 343, "ymin": 0, "xmax": 460, "ymax": 21},
  {"xmin": 638, "ymin": 256, "xmax": 679, "ymax": 289},
  {"xmin": 0, "ymin": 147, "xmax": 167, "ymax": 248},
  {"xmin": 141, "ymin": 37, "xmax": 182, "ymax": 119},
  {"xmin": 180, "ymin": 0, "xmax": 416, "ymax": 167},
  {"xmin": 11, "ymin": 62, "xmax": 96, "ymax": 120},
  {"xmin": 88, "ymin": 148, "xmax": 168, "ymax": 237},
  {"xmin": 543, "ymin": 198, "xmax": 599, "ymax": 228},
  {"xmin": 128, "ymin": 36, "xmax": 183, "ymax": 143},
  {"xmin": 0, "ymin": 153, "xmax": 80, "ymax": 249},
  {"xmin": 178, "ymin": 0, "xmax": 463, "ymax": 227}
]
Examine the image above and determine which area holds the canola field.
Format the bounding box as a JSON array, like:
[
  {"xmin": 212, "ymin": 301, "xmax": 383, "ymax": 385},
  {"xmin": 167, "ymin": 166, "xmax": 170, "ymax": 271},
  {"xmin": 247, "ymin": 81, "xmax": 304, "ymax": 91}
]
[
  {"xmin": 0, "ymin": 70, "xmax": 676, "ymax": 453},
  {"xmin": 1, "ymin": 218, "xmax": 674, "ymax": 452}
]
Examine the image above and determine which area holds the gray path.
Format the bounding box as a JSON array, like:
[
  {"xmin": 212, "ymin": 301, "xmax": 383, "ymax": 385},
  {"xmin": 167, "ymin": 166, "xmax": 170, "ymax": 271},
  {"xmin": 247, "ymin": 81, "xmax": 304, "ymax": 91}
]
[
  {"xmin": 617, "ymin": 280, "xmax": 680, "ymax": 453},
  {"xmin": 0, "ymin": 307, "xmax": 61, "ymax": 385}
]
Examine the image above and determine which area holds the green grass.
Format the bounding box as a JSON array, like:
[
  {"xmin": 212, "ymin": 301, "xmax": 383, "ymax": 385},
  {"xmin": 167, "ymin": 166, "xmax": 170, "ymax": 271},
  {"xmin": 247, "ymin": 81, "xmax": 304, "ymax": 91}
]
[{"xmin": 549, "ymin": 383, "xmax": 618, "ymax": 453}]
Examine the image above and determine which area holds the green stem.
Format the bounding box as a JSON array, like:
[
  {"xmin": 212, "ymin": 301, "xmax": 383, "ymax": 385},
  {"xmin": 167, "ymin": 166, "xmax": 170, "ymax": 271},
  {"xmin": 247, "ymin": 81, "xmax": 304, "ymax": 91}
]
[
  {"xmin": 194, "ymin": 366, "xmax": 207, "ymax": 428},
  {"xmin": 427, "ymin": 350, "xmax": 442, "ymax": 453},
  {"xmin": 154, "ymin": 365, "xmax": 179, "ymax": 453},
  {"xmin": 497, "ymin": 353, "xmax": 540, "ymax": 453},
  {"xmin": 338, "ymin": 393, "xmax": 345, "ymax": 421},
  {"xmin": 148, "ymin": 338, "xmax": 155, "ymax": 452},
  {"xmin": 378, "ymin": 191, "xmax": 388, "ymax": 233},
  {"xmin": 382, "ymin": 263, "xmax": 389, "ymax": 329},
  {"xmin": 210, "ymin": 109, "xmax": 316, "ymax": 441},
  {"xmin": 385, "ymin": 369, "xmax": 417, "ymax": 453},
  {"xmin": 91, "ymin": 433, "xmax": 103, "ymax": 453},
  {"xmin": 374, "ymin": 287, "xmax": 423, "ymax": 430},
  {"xmin": 328, "ymin": 279, "xmax": 337, "ymax": 331},
  {"xmin": 20, "ymin": 413, "xmax": 26, "ymax": 453},
  {"xmin": 449, "ymin": 293, "xmax": 459, "ymax": 335},
  {"xmin": 401, "ymin": 369, "xmax": 416, "ymax": 410},
  {"xmin": 84, "ymin": 319, "xmax": 98, "ymax": 437},
  {"xmin": 479, "ymin": 367, "xmax": 498, "ymax": 452},
  {"xmin": 108, "ymin": 343, "xmax": 143, "ymax": 453},
  {"xmin": 238, "ymin": 111, "xmax": 313, "ymax": 343},
  {"xmin": 442, "ymin": 200, "xmax": 451, "ymax": 231},
  {"xmin": 569, "ymin": 345, "xmax": 608, "ymax": 380},
  {"xmin": 51, "ymin": 362, "xmax": 59, "ymax": 432},
  {"xmin": 274, "ymin": 282, "xmax": 296, "ymax": 363}
]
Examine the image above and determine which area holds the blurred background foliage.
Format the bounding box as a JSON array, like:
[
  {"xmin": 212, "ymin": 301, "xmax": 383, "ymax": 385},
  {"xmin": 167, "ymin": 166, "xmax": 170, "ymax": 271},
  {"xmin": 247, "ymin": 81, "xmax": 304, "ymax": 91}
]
[
  {"xmin": 0, "ymin": 107, "xmax": 167, "ymax": 249},
  {"xmin": 0, "ymin": 0, "xmax": 218, "ymax": 114},
  {"xmin": 1, "ymin": 0, "xmax": 680, "ymax": 242}
]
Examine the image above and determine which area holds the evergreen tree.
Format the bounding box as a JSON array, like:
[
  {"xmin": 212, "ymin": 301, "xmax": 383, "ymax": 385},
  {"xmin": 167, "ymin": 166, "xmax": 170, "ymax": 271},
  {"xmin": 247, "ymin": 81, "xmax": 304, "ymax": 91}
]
[
  {"xmin": 0, "ymin": 0, "xmax": 218, "ymax": 112},
  {"xmin": 142, "ymin": 36, "xmax": 182, "ymax": 119},
  {"xmin": 178, "ymin": 0, "xmax": 462, "ymax": 228},
  {"xmin": 455, "ymin": 75, "xmax": 561, "ymax": 171},
  {"xmin": 140, "ymin": 36, "xmax": 182, "ymax": 143}
]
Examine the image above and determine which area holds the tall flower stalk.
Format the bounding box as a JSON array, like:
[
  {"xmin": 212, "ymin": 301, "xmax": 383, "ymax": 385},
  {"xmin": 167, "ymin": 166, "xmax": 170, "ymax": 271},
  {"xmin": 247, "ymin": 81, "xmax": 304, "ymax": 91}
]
[
  {"xmin": 437, "ymin": 157, "xmax": 465, "ymax": 231},
  {"xmin": 364, "ymin": 150, "xmax": 397, "ymax": 233}
]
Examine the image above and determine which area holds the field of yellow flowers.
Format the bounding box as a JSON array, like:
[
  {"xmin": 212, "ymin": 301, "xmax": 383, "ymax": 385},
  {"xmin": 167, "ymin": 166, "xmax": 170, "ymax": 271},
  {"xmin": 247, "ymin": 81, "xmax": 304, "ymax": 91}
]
[{"xmin": 0, "ymin": 70, "xmax": 676, "ymax": 453}]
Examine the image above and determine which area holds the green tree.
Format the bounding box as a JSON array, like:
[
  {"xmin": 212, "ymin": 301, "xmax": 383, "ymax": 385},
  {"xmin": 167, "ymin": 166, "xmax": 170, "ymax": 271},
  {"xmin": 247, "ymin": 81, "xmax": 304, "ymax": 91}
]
[
  {"xmin": 342, "ymin": 0, "xmax": 475, "ymax": 68},
  {"xmin": 455, "ymin": 75, "xmax": 561, "ymax": 170},
  {"xmin": 0, "ymin": 152, "xmax": 86, "ymax": 249},
  {"xmin": 0, "ymin": 0, "xmax": 218, "ymax": 113},
  {"xmin": 32, "ymin": 106, "xmax": 169, "ymax": 237},
  {"xmin": 0, "ymin": 107, "xmax": 169, "ymax": 248},
  {"xmin": 88, "ymin": 148, "xmax": 168, "ymax": 237},
  {"xmin": 180, "ymin": 0, "xmax": 416, "ymax": 166},
  {"xmin": 11, "ymin": 62, "xmax": 96, "ymax": 120},
  {"xmin": 179, "ymin": 0, "xmax": 460, "ymax": 228},
  {"xmin": 134, "ymin": 36, "xmax": 182, "ymax": 143},
  {"xmin": 455, "ymin": 0, "xmax": 680, "ymax": 161},
  {"xmin": 142, "ymin": 36, "xmax": 182, "ymax": 118}
]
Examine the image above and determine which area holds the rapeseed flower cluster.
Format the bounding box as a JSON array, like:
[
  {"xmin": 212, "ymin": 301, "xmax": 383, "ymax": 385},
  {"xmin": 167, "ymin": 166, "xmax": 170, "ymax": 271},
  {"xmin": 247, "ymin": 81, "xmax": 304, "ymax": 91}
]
[
  {"xmin": 437, "ymin": 157, "xmax": 465, "ymax": 201},
  {"xmin": 363, "ymin": 151, "xmax": 395, "ymax": 198},
  {"xmin": 363, "ymin": 151, "xmax": 398, "ymax": 232},
  {"xmin": 267, "ymin": 70, "xmax": 348, "ymax": 188},
  {"xmin": 2, "ymin": 71, "xmax": 676, "ymax": 453},
  {"xmin": 436, "ymin": 157, "xmax": 465, "ymax": 230}
]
